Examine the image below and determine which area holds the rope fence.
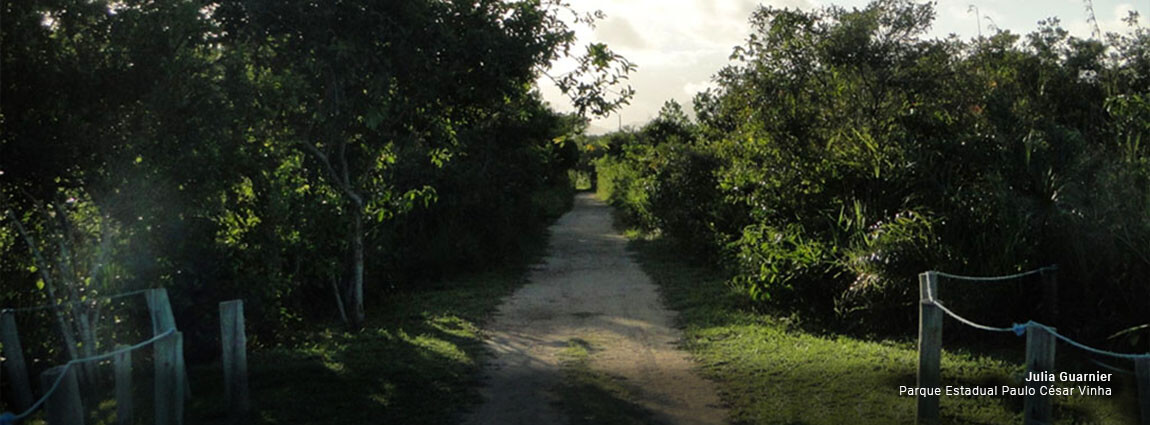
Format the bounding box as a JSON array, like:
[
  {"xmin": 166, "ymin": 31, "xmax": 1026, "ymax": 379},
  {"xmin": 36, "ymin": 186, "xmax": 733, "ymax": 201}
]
[
  {"xmin": 0, "ymin": 290, "xmax": 250, "ymax": 424},
  {"xmin": 923, "ymin": 268, "xmax": 1150, "ymax": 360},
  {"xmin": 0, "ymin": 328, "xmax": 177, "ymax": 424},
  {"xmin": 915, "ymin": 266, "xmax": 1150, "ymax": 425}
]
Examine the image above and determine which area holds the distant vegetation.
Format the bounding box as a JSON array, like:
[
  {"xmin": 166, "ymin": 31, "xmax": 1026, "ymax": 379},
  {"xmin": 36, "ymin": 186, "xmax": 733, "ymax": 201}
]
[{"xmin": 594, "ymin": 0, "xmax": 1150, "ymax": 348}]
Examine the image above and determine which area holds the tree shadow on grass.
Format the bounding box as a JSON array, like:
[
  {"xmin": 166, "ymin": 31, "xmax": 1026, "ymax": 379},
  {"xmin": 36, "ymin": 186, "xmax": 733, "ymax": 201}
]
[
  {"xmin": 554, "ymin": 337, "xmax": 667, "ymax": 425},
  {"xmin": 188, "ymin": 318, "xmax": 488, "ymax": 424},
  {"xmin": 186, "ymin": 269, "xmax": 535, "ymax": 425}
]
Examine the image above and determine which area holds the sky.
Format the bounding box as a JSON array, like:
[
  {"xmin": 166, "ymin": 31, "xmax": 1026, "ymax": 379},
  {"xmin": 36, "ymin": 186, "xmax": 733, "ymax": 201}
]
[{"xmin": 535, "ymin": 0, "xmax": 1150, "ymax": 134}]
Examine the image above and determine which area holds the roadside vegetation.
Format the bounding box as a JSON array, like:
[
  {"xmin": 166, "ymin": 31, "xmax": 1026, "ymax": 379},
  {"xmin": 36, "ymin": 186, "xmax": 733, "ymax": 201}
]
[
  {"xmin": 631, "ymin": 235, "xmax": 1139, "ymax": 424},
  {"xmin": 593, "ymin": 0, "xmax": 1149, "ymax": 358},
  {"xmin": 591, "ymin": 0, "xmax": 1150, "ymax": 423}
]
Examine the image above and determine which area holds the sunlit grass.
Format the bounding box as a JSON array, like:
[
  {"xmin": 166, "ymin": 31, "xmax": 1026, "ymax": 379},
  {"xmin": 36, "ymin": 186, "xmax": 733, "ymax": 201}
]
[{"xmin": 630, "ymin": 236, "xmax": 1140, "ymax": 425}]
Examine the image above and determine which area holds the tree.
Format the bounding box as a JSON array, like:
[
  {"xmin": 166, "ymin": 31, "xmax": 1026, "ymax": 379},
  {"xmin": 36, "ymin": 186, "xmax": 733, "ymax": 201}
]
[{"xmin": 212, "ymin": 0, "xmax": 632, "ymax": 327}]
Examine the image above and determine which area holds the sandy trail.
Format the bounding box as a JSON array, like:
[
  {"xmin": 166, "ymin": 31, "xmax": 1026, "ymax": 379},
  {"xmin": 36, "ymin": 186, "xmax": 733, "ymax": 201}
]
[{"xmin": 464, "ymin": 193, "xmax": 727, "ymax": 425}]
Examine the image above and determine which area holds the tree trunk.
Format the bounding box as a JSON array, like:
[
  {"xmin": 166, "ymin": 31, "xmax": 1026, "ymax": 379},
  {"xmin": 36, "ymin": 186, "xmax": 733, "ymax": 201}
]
[
  {"xmin": 331, "ymin": 275, "xmax": 349, "ymax": 325},
  {"xmin": 350, "ymin": 207, "xmax": 365, "ymax": 329},
  {"xmin": 6, "ymin": 209, "xmax": 82, "ymax": 366},
  {"xmin": 52, "ymin": 205, "xmax": 99, "ymax": 387}
]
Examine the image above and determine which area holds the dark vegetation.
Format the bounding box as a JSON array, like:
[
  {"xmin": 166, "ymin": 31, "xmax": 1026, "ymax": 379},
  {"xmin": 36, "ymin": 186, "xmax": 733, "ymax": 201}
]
[
  {"xmin": 0, "ymin": 0, "xmax": 633, "ymax": 406},
  {"xmin": 594, "ymin": 0, "xmax": 1150, "ymax": 352}
]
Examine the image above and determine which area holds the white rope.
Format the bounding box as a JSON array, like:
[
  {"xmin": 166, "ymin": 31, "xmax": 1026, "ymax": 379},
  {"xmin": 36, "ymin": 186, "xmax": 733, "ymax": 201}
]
[
  {"xmin": 925, "ymin": 280, "xmax": 1150, "ymax": 360},
  {"xmin": 929, "ymin": 299, "xmax": 1016, "ymax": 333},
  {"xmin": 4, "ymin": 328, "xmax": 176, "ymax": 422},
  {"xmin": 1027, "ymin": 321, "xmax": 1150, "ymax": 360},
  {"xmin": 922, "ymin": 267, "xmax": 1149, "ymax": 360},
  {"xmin": 933, "ymin": 265, "xmax": 1057, "ymax": 282}
]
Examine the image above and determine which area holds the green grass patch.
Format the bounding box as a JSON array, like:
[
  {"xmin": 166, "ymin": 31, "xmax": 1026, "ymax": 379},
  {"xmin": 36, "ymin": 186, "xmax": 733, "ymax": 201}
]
[
  {"xmin": 554, "ymin": 337, "xmax": 657, "ymax": 425},
  {"xmin": 629, "ymin": 237, "xmax": 1141, "ymax": 425}
]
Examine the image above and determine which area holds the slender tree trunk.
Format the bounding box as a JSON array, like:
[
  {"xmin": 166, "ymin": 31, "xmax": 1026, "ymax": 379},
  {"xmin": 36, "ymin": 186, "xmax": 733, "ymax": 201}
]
[
  {"xmin": 299, "ymin": 125, "xmax": 367, "ymax": 329},
  {"xmin": 6, "ymin": 209, "xmax": 81, "ymax": 365},
  {"xmin": 350, "ymin": 207, "xmax": 365, "ymax": 329},
  {"xmin": 52, "ymin": 206, "xmax": 99, "ymax": 386},
  {"xmin": 330, "ymin": 275, "xmax": 349, "ymax": 324}
]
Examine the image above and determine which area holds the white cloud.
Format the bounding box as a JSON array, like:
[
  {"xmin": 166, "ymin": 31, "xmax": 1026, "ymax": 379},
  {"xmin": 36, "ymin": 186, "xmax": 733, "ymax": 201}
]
[{"xmin": 683, "ymin": 80, "xmax": 718, "ymax": 97}]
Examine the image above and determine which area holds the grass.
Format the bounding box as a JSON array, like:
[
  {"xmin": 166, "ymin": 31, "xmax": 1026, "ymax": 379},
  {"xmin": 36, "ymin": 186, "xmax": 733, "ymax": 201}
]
[
  {"xmin": 628, "ymin": 236, "xmax": 1142, "ymax": 425},
  {"xmin": 184, "ymin": 239, "xmax": 551, "ymax": 424}
]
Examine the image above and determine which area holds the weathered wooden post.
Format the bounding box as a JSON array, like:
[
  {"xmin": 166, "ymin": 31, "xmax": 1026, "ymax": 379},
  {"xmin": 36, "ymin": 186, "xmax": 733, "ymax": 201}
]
[
  {"xmin": 174, "ymin": 332, "xmax": 186, "ymax": 423},
  {"xmin": 1040, "ymin": 266, "xmax": 1058, "ymax": 325},
  {"xmin": 1136, "ymin": 357, "xmax": 1150, "ymax": 425},
  {"xmin": 154, "ymin": 331, "xmax": 185, "ymax": 425},
  {"xmin": 1, "ymin": 311, "xmax": 34, "ymax": 410},
  {"xmin": 917, "ymin": 271, "xmax": 942, "ymax": 425},
  {"xmin": 41, "ymin": 365, "xmax": 84, "ymax": 425},
  {"xmin": 147, "ymin": 288, "xmax": 190, "ymax": 399},
  {"xmin": 114, "ymin": 345, "xmax": 133, "ymax": 425},
  {"xmin": 220, "ymin": 300, "xmax": 250, "ymax": 418},
  {"xmin": 147, "ymin": 289, "xmax": 176, "ymax": 335},
  {"xmin": 1023, "ymin": 324, "xmax": 1056, "ymax": 425}
]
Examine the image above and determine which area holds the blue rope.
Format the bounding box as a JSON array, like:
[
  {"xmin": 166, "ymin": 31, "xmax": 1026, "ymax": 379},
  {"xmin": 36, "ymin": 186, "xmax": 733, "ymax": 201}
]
[{"xmin": 1013, "ymin": 323, "xmax": 1027, "ymax": 336}]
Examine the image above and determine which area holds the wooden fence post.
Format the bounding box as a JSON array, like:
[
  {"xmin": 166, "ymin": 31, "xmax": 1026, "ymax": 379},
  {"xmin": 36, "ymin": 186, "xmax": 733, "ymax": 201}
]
[
  {"xmin": 175, "ymin": 332, "xmax": 186, "ymax": 424},
  {"xmin": 1, "ymin": 311, "xmax": 34, "ymax": 411},
  {"xmin": 1040, "ymin": 266, "xmax": 1058, "ymax": 325},
  {"xmin": 147, "ymin": 288, "xmax": 190, "ymax": 400},
  {"xmin": 146, "ymin": 289, "xmax": 175, "ymax": 336},
  {"xmin": 155, "ymin": 331, "xmax": 184, "ymax": 425},
  {"xmin": 220, "ymin": 300, "xmax": 250, "ymax": 418},
  {"xmin": 115, "ymin": 345, "xmax": 133, "ymax": 425},
  {"xmin": 41, "ymin": 365, "xmax": 84, "ymax": 425},
  {"xmin": 917, "ymin": 271, "xmax": 942, "ymax": 425},
  {"xmin": 1024, "ymin": 324, "xmax": 1056, "ymax": 425},
  {"xmin": 1136, "ymin": 357, "xmax": 1150, "ymax": 425}
]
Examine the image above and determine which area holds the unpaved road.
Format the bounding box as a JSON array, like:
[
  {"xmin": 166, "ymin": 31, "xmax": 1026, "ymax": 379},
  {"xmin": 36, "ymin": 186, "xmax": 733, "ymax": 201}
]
[{"xmin": 464, "ymin": 193, "xmax": 727, "ymax": 425}]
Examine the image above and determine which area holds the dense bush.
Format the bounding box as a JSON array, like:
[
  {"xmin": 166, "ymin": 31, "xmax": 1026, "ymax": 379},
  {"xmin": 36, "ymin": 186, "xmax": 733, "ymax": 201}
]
[{"xmin": 596, "ymin": 1, "xmax": 1150, "ymax": 346}]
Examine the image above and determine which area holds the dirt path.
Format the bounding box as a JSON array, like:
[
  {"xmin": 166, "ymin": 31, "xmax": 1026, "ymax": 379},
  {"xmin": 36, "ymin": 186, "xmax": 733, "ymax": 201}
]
[{"xmin": 464, "ymin": 193, "xmax": 727, "ymax": 425}]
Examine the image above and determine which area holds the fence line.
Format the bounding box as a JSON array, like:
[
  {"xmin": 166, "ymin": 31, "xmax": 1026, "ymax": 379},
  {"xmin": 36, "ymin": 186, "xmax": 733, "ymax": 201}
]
[
  {"xmin": 3, "ymin": 294, "xmax": 249, "ymax": 424},
  {"xmin": 0, "ymin": 328, "xmax": 177, "ymax": 424},
  {"xmin": 924, "ymin": 269, "xmax": 1150, "ymax": 360},
  {"xmin": 915, "ymin": 267, "xmax": 1150, "ymax": 425}
]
